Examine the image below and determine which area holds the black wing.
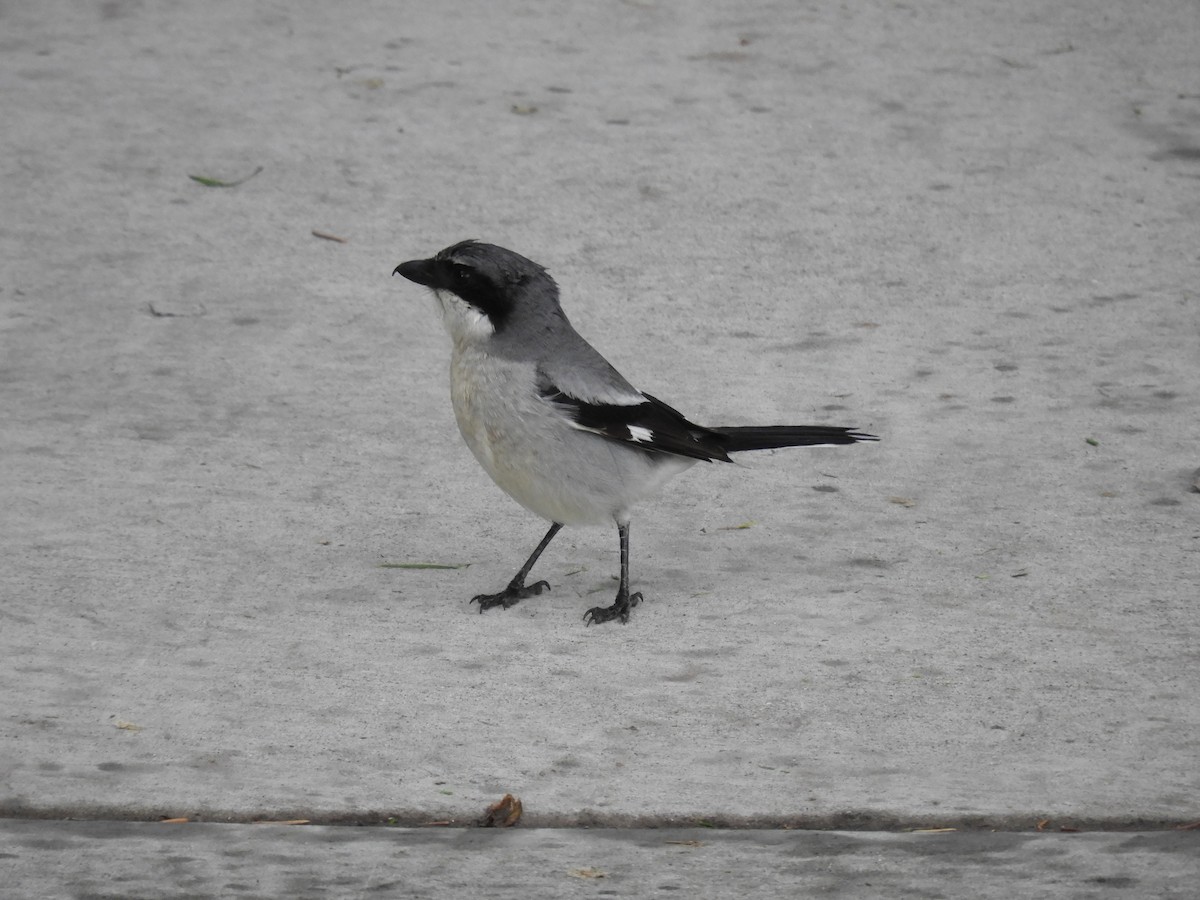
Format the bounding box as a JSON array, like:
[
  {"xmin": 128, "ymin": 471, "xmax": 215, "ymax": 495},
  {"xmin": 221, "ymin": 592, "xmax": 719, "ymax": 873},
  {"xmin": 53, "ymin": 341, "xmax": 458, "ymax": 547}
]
[{"xmin": 538, "ymin": 380, "xmax": 732, "ymax": 463}]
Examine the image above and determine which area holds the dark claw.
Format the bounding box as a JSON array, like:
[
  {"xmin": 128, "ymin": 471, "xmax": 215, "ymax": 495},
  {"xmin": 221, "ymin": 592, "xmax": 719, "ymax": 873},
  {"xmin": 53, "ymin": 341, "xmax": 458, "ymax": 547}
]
[
  {"xmin": 583, "ymin": 591, "xmax": 642, "ymax": 626},
  {"xmin": 471, "ymin": 579, "xmax": 551, "ymax": 613}
]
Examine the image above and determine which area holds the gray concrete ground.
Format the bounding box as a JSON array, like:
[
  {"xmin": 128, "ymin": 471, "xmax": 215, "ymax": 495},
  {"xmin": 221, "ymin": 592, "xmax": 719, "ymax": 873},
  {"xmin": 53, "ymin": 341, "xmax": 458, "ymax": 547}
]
[
  {"xmin": 2, "ymin": 0, "xmax": 1198, "ymax": 895},
  {"xmin": 3, "ymin": 822, "xmax": 1197, "ymax": 900}
]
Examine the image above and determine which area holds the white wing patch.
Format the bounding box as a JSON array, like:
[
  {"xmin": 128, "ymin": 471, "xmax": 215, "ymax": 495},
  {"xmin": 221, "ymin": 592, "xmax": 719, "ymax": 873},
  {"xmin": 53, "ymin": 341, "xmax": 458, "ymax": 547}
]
[{"xmin": 627, "ymin": 425, "xmax": 654, "ymax": 443}]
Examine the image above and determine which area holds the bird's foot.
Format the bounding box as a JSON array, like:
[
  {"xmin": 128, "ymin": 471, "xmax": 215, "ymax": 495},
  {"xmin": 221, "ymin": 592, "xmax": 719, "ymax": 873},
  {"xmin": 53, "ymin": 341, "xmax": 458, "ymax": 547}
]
[
  {"xmin": 583, "ymin": 590, "xmax": 642, "ymax": 626},
  {"xmin": 471, "ymin": 579, "xmax": 551, "ymax": 613}
]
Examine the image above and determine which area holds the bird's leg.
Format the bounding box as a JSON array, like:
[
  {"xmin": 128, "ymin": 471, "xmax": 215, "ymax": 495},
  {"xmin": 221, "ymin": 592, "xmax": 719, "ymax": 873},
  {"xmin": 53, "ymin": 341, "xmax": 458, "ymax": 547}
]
[
  {"xmin": 583, "ymin": 521, "xmax": 643, "ymax": 626},
  {"xmin": 472, "ymin": 522, "xmax": 563, "ymax": 613}
]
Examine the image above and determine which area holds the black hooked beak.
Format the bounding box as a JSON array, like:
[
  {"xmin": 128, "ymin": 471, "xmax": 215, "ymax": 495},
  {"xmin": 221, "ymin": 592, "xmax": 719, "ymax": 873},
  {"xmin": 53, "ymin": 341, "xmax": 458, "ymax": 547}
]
[{"xmin": 393, "ymin": 258, "xmax": 436, "ymax": 286}]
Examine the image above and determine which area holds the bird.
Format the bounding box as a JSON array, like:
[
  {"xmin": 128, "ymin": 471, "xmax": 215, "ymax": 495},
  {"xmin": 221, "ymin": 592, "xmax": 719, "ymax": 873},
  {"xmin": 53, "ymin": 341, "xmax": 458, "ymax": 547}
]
[{"xmin": 392, "ymin": 240, "xmax": 877, "ymax": 625}]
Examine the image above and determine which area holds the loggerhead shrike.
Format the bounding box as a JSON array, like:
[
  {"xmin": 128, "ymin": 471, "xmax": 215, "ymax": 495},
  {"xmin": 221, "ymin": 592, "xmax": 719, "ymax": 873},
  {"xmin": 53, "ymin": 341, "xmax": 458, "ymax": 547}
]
[{"xmin": 393, "ymin": 240, "xmax": 877, "ymax": 625}]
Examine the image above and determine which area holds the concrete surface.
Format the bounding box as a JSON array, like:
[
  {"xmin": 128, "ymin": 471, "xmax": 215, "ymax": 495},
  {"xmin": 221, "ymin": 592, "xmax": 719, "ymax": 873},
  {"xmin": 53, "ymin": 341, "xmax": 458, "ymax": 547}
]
[
  {"xmin": 3, "ymin": 822, "xmax": 1199, "ymax": 900},
  {"xmin": 1, "ymin": 0, "xmax": 1198, "ymax": 894}
]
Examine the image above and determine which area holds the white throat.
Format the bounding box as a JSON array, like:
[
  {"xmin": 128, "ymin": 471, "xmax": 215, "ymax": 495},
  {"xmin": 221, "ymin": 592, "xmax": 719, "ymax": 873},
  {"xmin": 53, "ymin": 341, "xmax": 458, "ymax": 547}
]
[{"xmin": 433, "ymin": 289, "xmax": 495, "ymax": 347}]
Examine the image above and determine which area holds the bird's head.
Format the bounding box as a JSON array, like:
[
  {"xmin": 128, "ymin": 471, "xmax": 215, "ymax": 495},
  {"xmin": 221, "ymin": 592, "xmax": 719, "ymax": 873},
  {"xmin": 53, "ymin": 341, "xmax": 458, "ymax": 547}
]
[{"xmin": 394, "ymin": 240, "xmax": 560, "ymax": 346}]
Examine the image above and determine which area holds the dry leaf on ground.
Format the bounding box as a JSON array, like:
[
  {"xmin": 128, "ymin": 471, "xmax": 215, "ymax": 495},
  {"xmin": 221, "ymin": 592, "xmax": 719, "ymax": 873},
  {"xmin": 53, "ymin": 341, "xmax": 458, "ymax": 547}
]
[
  {"xmin": 478, "ymin": 793, "xmax": 523, "ymax": 827},
  {"xmin": 567, "ymin": 867, "xmax": 606, "ymax": 879}
]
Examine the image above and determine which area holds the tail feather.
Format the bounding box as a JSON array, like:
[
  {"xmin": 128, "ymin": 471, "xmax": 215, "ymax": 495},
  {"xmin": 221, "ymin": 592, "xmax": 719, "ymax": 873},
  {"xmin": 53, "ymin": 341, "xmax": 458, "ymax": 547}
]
[{"xmin": 710, "ymin": 425, "xmax": 879, "ymax": 453}]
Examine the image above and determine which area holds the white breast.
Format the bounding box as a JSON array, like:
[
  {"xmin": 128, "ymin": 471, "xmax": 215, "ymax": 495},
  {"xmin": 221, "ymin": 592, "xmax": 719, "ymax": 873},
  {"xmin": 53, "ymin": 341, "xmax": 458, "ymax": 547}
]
[{"xmin": 447, "ymin": 346, "xmax": 694, "ymax": 526}]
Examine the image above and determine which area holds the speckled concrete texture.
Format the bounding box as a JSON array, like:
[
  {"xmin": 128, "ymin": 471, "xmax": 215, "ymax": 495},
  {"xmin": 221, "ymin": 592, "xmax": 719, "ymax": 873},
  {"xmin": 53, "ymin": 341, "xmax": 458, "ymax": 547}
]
[
  {"xmin": 1, "ymin": 0, "xmax": 1198, "ymax": 893},
  {"xmin": 2, "ymin": 822, "xmax": 1198, "ymax": 900}
]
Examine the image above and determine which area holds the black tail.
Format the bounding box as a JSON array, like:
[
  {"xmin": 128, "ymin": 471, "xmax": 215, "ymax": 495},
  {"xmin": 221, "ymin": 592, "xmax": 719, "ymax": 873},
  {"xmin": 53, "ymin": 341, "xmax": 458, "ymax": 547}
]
[{"xmin": 711, "ymin": 425, "xmax": 879, "ymax": 453}]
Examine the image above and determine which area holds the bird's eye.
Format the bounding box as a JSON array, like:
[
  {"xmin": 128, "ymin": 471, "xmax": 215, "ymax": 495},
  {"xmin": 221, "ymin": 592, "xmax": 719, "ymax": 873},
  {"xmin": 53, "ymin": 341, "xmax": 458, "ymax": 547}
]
[{"xmin": 454, "ymin": 267, "xmax": 474, "ymax": 283}]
